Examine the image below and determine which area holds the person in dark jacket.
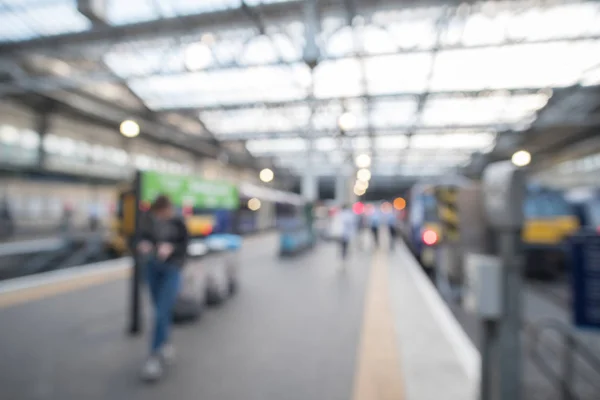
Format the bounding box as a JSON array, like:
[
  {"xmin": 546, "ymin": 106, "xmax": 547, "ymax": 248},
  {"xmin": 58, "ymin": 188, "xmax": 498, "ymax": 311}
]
[{"xmin": 137, "ymin": 195, "xmax": 189, "ymax": 381}]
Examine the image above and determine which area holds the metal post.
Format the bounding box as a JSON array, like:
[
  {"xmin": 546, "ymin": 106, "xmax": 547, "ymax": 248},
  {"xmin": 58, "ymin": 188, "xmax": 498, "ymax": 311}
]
[
  {"xmin": 498, "ymin": 230, "xmax": 523, "ymax": 400},
  {"xmin": 561, "ymin": 333, "xmax": 576, "ymax": 400},
  {"xmin": 35, "ymin": 107, "xmax": 52, "ymax": 170},
  {"xmin": 480, "ymin": 319, "xmax": 499, "ymax": 400},
  {"xmin": 128, "ymin": 171, "xmax": 143, "ymax": 335}
]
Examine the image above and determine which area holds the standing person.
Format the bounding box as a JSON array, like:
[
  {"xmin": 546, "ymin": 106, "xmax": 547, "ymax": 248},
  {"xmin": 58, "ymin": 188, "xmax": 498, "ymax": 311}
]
[
  {"xmin": 369, "ymin": 207, "xmax": 381, "ymax": 248},
  {"xmin": 386, "ymin": 209, "xmax": 398, "ymax": 251},
  {"xmin": 339, "ymin": 204, "xmax": 356, "ymax": 264},
  {"xmin": 137, "ymin": 195, "xmax": 189, "ymax": 382}
]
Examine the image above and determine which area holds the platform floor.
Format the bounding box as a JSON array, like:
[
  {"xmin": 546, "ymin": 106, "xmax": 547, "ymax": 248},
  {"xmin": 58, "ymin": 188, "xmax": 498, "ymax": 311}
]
[{"xmin": 0, "ymin": 234, "xmax": 474, "ymax": 400}]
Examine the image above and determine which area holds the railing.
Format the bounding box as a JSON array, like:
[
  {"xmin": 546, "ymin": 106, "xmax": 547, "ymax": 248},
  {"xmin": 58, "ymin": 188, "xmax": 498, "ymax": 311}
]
[{"xmin": 528, "ymin": 318, "xmax": 600, "ymax": 400}]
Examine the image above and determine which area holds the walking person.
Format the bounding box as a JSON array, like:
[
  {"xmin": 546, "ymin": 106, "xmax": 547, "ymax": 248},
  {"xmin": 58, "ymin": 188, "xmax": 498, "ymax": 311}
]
[
  {"xmin": 386, "ymin": 209, "xmax": 398, "ymax": 251},
  {"xmin": 137, "ymin": 195, "xmax": 189, "ymax": 381},
  {"xmin": 339, "ymin": 204, "xmax": 356, "ymax": 266}
]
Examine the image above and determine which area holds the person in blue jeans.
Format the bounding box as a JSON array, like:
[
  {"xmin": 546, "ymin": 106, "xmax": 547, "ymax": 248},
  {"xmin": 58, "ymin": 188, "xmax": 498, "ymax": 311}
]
[{"xmin": 137, "ymin": 195, "xmax": 189, "ymax": 381}]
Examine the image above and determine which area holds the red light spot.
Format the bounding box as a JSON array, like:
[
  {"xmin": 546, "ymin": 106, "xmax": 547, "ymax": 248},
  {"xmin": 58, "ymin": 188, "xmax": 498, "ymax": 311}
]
[
  {"xmin": 140, "ymin": 201, "xmax": 150, "ymax": 212},
  {"xmin": 353, "ymin": 202, "xmax": 365, "ymax": 215},
  {"xmin": 423, "ymin": 230, "xmax": 438, "ymax": 246}
]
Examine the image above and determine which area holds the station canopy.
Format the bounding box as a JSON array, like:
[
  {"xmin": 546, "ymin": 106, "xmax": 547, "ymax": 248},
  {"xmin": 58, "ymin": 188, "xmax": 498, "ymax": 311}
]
[{"xmin": 1, "ymin": 0, "xmax": 600, "ymax": 178}]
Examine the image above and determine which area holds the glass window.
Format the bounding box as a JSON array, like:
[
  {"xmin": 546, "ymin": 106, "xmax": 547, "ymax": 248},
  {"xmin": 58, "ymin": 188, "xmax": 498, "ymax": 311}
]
[
  {"xmin": 107, "ymin": 148, "xmax": 129, "ymax": 166},
  {"xmin": 91, "ymin": 144, "xmax": 106, "ymax": 161},
  {"xmin": 423, "ymin": 194, "xmax": 438, "ymax": 222},
  {"xmin": 587, "ymin": 201, "xmax": 600, "ymax": 227},
  {"xmin": 0, "ymin": 125, "xmax": 20, "ymax": 145},
  {"xmin": 20, "ymin": 130, "xmax": 40, "ymax": 150},
  {"xmin": 60, "ymin": 138, "xmax": 77, "ymax": 156},
  {"xmin": 43, "ymin": 134, "xmax": 62, "ymax": 154}
]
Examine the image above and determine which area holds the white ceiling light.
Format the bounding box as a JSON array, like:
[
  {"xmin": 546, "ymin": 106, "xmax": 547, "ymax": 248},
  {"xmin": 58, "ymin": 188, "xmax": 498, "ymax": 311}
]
[
  {"xmin": 185, "ymin": 43, "xmax": 213, "ymax": 71},
  {"xmin": 120, "ymin": 120, "xmax": 140, "ymax": 138},
  {"xmin": 355, "ymin": 180, "xmax": 369, "ymax": 191},
  {"xmin": 511, "ymin": 150, "xmax": 531, "ymax": 167},
  {"xmin": 357, "ymin": 168, "xmax": 372, "ymax": 182},
  {"xmin": 338, "ymin": 112, "xmax": 357, "ymax": 131},
  {"xmin": 248, "ymin": 198, "xmax": 261, "ymax": 211},
  {"xmin": 259, "ymin": 168, "xmax": 274, "ymax": 183},
  {"xmin": 201, "ymin": 33, "xmax": 216, "ymax": 46},
  {"xmin": 0, "ymin": 125, "xmax": 19, "ymax": 144},
  {"xmin": 354, "ymin": 186, "xmax": 366, "ymax": 196},
  {"xmin": 355, "ymin": 153, "xmax": 371, "ymax": 168}
]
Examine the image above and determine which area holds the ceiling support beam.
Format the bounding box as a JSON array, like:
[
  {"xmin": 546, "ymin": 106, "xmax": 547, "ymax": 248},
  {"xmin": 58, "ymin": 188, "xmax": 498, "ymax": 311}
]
[{"xmin": 190, "ymin": 88, "xmax": 545, "ymax": 112}]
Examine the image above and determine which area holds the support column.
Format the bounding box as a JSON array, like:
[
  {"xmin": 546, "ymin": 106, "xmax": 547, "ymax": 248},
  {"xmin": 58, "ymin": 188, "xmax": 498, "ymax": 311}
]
[
  {"xmin": 301, "ymin": 173, "xmax": 319, "ymax": 202},
  {"xmin": 335, "ymin": 171, "xmax": 355, "ymax": 205},
  {"xmin": 35, "ymin": 106, "xmax": 53, "ymax": 170}
]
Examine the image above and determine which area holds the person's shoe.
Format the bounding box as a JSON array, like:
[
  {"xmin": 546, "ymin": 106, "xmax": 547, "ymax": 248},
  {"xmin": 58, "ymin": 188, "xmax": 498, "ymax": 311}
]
[
  {"xmin": 141, "ymin": 356, "xmax": 163, "ymax": 382},
  {"xmin": 159, "ymin": 343, "xmax": 176, "ymax": 365}
]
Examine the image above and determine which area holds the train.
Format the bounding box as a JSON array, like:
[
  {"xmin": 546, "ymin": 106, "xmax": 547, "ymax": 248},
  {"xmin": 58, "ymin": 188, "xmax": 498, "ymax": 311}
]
[
  {"xmin": 107, "ymin": 173, "xmax": 307, "ymax": 256},
  {"xmin": 0, "ymin": 175, "xmax": 116, "ymax": 239},
  {"xmin": 405, "ymin": 180, "xmax": 581, "ymax": 280}
]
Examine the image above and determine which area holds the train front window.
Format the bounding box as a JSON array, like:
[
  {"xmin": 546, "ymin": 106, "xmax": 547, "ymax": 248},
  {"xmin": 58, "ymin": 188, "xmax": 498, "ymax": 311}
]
[
  {"xmin": 423, "ymin": 195, "xmax": 437, "ymax": 222},
  {"xmin": 587, "ymin": 201, "xmax": 600, "ymax": 227}
]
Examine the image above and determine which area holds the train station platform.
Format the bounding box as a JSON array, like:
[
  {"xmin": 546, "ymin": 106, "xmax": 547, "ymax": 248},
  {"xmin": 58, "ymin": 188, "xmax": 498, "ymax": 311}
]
[{"xmin": 0, "ymin": 233, "xmax": 477, "ymax": 400}]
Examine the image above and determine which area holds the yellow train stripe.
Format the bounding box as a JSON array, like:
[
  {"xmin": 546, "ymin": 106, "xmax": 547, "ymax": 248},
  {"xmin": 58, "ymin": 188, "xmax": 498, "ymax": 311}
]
[
  {"xmin": 0, "ymin": 267, "xmax": 130, "ymax": 309},
  {"xmin": 438, "ymin": 205, "xmax": 459, "ymax": 225},
  {"xmin": 353, "ymin": 252, "xmax": 405, "ymax": 400},
  {"xmin": 438, "ymin": 190, "xmax": 458, "ymax": 204}
]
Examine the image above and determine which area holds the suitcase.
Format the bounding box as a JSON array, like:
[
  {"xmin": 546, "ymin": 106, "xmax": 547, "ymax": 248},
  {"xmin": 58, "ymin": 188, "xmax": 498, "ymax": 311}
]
[{"xmin": 172, "ymin": 257, "xmax": 206, "ymax": 323}]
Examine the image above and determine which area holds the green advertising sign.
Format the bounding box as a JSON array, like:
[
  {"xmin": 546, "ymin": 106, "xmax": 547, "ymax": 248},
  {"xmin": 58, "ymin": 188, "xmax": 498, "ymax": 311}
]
[{"xmin": 140, "ymin": 171, "xmax": 239, "ymax": 210}]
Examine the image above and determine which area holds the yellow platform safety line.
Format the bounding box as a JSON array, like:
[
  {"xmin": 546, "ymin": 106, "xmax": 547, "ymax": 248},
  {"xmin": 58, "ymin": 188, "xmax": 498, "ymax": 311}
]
[
  {"xmin": 0, "ymin": 267, "xmax": 130, "ymax": 309},
  {"xmin": 353, "ymin": 251, "xmax": 405, "ymax": 400}
]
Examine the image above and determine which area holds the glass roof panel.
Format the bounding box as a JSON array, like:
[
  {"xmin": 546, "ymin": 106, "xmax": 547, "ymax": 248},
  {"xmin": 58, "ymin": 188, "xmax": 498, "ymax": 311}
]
[
  {"xmin": 0, "ymin": 1, "xmax": 91, "ymax": 42},
  {"xmin": 106, "ymin": 0, "xmax": 241, "ymax": 25},
  {"xmin": 430, "ymin": 41, "xmax": 600, "ymax": 91},
  {"xmin": 312, "ymin": 99, "xmax": 368, "ymax": 131},
  {"xmin": 410, "ymin": 133, "xmax": 496, "ymax": 151},
  {"xmin": 370, "ymin": 99, "xmax": 418, "ymax": 128},
  {"xmin": 421, "ymin": 94, "xmax": 548, "ymax": 127},
  {"xmin": 246, "ymin": 138, "xmax": 307, "ymax": 154},
  {"xmin": 200, "ymin": 106, "xmax": 311, "ymax": 134},
  {"xmin": 129, "ymin": 65, "xmax": 311, "ymax": 109},
  {"xmin": 375, "ymin": 135, "xmax": 409, "ymax": 150},
  {"xmin": 366, "ymin": 54, "xmax": 433, "ymax": 95},
  {"xmin": 313, "ymin": 59, "xmax": 364, "ymax": 99}
]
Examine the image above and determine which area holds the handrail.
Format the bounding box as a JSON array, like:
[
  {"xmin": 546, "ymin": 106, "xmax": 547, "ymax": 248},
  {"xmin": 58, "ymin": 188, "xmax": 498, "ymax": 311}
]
[{"xmin": 528, "ymin": 318, "xmax": 600, "ymax": 400}]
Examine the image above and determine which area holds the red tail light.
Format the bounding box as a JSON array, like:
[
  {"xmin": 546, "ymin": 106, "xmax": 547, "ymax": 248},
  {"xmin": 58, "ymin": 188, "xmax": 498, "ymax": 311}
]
[{"xmin": 422, "ymin": 230, "xmax": 438, "ymax": 246}]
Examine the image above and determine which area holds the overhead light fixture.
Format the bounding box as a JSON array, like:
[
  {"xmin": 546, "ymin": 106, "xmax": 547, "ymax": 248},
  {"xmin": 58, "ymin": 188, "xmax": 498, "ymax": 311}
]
[
  {"xmin": 120, "ymin": 120, "xmax": 140, "ymax": 138},
  {"xmin": 511, "ymin": 150, "xmax": 531, "ymax": 167},
  {"xmin": 357, "ymin": 168, "xmax": 371, "ymax": 182},
  {"xmin": 201, "ymin": 33, "xmax": 216, "ymax": 46},
  {"xmin": 355, "ymin": 180, "xmax": 368, "ymax": 191},
  {"xmin": 184, "ymin": 43, "xmax": 213, "ymax": 71},
  {"xmin": 393, "ymin": 197, "xmax": 406, "ymax": 211},
  {"xmin": 354, "ymin": 187, "xmax": 366, "ymax": 196},
  {"xmin": 248, "ymin": 198, "xmax": 261, "ymax": 211},
  {"xmin": 355, "ymin": 153, "xmax": 371, "ymax": 168},
  {"xmin": 259, "ymin": 168, "xmax": 274, "ymax": 183},
  {"xmin": 338, "ymin": 112, "xmax": 357, "ymax": 131}
]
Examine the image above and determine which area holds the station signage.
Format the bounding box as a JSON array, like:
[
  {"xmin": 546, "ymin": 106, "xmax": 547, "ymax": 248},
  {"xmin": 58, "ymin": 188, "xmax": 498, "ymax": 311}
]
[
  {"xmin": 571, "ymin": 234, "xmax": 600, "ymax": 330},
  {"xmin": 140, "ymin": 171, "xmax": 239, "ymax": 210}
]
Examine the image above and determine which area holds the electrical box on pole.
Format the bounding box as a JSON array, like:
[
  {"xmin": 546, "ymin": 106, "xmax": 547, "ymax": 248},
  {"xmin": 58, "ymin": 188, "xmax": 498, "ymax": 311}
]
[{"xmin": 482, "ymin": 160, "xmax": 526, "ymax": 230}]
